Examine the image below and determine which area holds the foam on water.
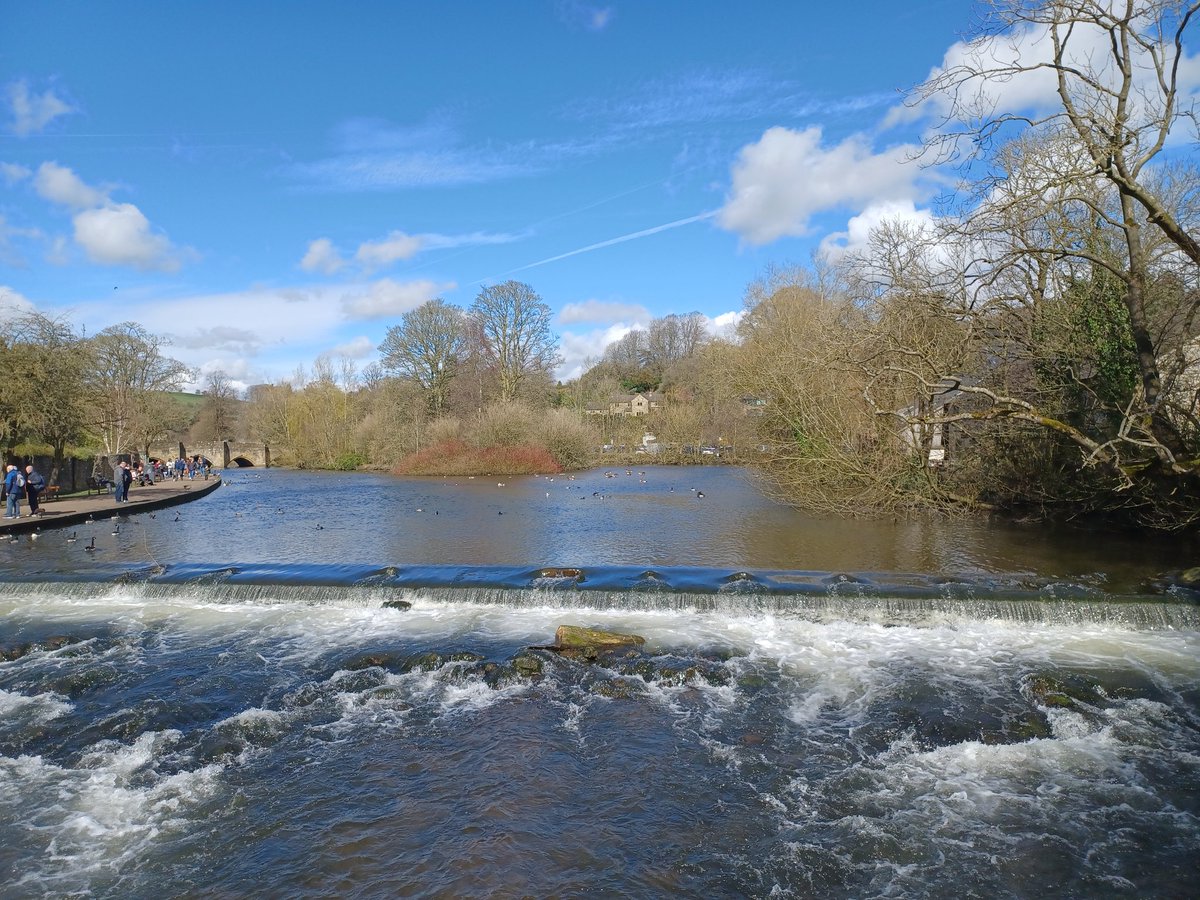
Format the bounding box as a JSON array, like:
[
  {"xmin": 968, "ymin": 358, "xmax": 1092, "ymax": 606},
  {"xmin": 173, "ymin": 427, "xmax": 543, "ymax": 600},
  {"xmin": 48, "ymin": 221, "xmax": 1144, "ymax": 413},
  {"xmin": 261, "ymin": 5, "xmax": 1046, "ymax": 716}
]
[
  {"xmin": 2, "ymin": 575, "xmax": 1198, "ymax": 896},
  {"xmin": 0, "ymin": 687, "xmax": 73, "ymax": 725},
  {"xmin": 0, "ymin": 731, "xmax": 224, "ymax": 895}
]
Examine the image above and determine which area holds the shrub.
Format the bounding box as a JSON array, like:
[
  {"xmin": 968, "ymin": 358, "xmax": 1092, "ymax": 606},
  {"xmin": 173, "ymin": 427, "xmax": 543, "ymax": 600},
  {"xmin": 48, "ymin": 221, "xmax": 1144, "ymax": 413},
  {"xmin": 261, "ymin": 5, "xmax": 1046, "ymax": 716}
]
[
  {"xmin": 394, "ymin": 440, "xmax": 561, "ymax": 476},
  {"xmin": 536, "ymin": 409, "xmax": 598, "ymax": 470},
  {"xmin": 470, "ymin": 403, "xmax": 537, "ymax": 448},
  {"xmin": 333, "ymin": 451, "xmax": 367, "ymax": 471}
]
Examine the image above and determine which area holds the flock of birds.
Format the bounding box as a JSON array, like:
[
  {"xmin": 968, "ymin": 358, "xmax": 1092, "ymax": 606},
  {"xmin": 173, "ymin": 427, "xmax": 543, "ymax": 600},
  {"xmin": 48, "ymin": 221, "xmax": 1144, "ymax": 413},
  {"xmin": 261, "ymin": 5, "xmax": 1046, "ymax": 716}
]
[
  {"xmin": 4, "ymin": 507, "xmax": 184, "ymax": 552},
  {"xmin": 2, "ymin": 468, "xmax": 709, "ymax": 543},
  {"xmin": 386, "ymin": 468, "xmax": 708, "ymax": 522}
]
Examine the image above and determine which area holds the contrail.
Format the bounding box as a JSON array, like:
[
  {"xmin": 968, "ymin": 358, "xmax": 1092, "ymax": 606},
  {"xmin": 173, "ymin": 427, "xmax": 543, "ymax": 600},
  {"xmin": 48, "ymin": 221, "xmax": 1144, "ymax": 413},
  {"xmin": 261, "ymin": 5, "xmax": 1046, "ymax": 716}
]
[{"xmin": 475, "ymin": 210, "xmax": 717, "ymax": 283}]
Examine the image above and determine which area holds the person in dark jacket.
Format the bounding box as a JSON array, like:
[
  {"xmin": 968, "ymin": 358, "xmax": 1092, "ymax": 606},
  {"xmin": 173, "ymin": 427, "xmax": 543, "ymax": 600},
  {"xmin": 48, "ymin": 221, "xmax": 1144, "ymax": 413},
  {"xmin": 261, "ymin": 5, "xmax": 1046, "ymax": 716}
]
[
  {"xmin": 3, "ymin": 464, "xmax": 22, "ymax": 518},
  {"xmin": 121, "ymin": 462, "xmax": 133, "ymax": 502},
  {"xmin": 24, "ymin": 465, "xmax": 46, "ymax": 516}
]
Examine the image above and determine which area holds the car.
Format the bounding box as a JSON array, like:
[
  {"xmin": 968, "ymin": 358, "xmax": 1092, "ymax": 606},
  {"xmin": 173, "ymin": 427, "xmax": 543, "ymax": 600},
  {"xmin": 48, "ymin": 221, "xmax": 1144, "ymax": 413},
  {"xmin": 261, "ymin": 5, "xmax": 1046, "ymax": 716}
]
[{"xmin": 700, "ymin": 446, "xmax": 720, "ymax": 456}]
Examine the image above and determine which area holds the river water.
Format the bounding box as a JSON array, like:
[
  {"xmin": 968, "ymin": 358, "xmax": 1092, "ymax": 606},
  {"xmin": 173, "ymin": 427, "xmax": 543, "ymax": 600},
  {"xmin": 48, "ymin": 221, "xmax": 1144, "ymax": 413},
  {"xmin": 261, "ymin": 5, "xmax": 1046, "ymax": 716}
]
[{"xmin": 1, "ymin": 467, "xmax": 1198, "ymax": 897}]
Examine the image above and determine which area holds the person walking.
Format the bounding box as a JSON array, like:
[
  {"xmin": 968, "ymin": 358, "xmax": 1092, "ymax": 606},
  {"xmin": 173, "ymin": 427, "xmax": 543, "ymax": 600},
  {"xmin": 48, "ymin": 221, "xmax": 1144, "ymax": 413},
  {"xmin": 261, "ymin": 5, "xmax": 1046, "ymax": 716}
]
[
  {"xmin": 24, "ymin": 465, "xmax": 45, "ymax": 517},
  {"xmin": 113, "ymin": 463, "xmax": 126, "ymax": 503},
  {"xmin": 4, "ymin": 464, "xmax": 23, "ymax": 519}
]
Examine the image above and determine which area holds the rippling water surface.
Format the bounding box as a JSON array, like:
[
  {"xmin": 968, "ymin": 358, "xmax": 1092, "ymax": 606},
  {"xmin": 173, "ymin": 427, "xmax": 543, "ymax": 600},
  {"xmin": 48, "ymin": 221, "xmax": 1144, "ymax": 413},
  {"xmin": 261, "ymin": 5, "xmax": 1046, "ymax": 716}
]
[{"xmin": 1, "ymin": 468, "xmax": 1198, "ymax": 898}]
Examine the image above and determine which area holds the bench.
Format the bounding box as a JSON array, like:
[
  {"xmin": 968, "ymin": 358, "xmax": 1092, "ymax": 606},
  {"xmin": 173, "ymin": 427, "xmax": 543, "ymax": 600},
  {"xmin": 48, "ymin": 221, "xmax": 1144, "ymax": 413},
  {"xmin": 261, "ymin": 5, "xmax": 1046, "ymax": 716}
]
[
  {"xmin": 86, "ymin": 476, "xmax": 112, "ymax": 496},
  {"xmin": 45, "ymin": 485, "xmax": 61, "ymax": 502}
]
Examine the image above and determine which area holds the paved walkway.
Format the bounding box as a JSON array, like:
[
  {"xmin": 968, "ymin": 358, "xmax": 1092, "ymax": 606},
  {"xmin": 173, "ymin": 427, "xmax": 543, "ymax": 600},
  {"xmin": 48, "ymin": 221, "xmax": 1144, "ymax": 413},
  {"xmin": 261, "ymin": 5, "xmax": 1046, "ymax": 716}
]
[{"xmin": 0, "ymin": 477, "xmax": 222, "ymax": 535}]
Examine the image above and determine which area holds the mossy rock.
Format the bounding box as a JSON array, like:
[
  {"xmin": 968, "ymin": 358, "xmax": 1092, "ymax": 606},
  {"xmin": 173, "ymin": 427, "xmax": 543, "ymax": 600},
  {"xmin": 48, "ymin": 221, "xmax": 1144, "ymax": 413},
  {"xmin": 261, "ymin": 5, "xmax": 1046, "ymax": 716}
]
[
  {"xmin": 358, "ymin": 686, "xmax": 409, "ymax": 704},
  {"xmin": 511, "ymin": 653, "xmax": 544, "ymax": 677},
  {"xmin": 334, "ymin": 669, "xmax": 387, "ymax": 694},
  {"xmin": 1024, "ymin": 673, "xmax": 1100, "ymax": 710},
  {"xmin": 473, "ymin": 661, "xmax": 513, "ymax": 688},
  {"xmin": 1, "ymin": 635, "xmax": 82, "ymax": 662},
  {"xmin": 554, "ymin": 625, "xmax": 645, "ymax": 651},
  {"xmin": 343, "ymin": 651, "xmax": 406, "ymax": 672},
  {"xmin": 0, "ymin": 643, "xmax": 32, "ymax": 662},
  {"xmin": 282, "ymin": 682, "xmax": 325, "ymax": 708},
  {"xmin": 51, "ymin": 664, "xmax": 122, "ymax": 697},
  {"xmin": 401, "ymin": 651, "xmax": 446, "ymax": 672},
  {"xmin": 981, "ymin": 713, "xmax": 1053, "ymax": 744},
  {"xmin": 737, "ymin": 674, "xmax": 769, "ymax": 692},
  {"xmin": 445, "ymin": 651, "xmax": 486, "ymax": 664}
]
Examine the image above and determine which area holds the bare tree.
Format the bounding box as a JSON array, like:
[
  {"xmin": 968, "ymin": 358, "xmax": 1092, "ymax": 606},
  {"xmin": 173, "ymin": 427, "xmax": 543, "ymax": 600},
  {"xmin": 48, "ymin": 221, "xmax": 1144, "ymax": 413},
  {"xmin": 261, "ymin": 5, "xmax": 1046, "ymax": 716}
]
[
  {"xmin": 644, "ymin": 312, "xmax": 709, "ymax": 373},
  {"xmin": 470, "ymin": 281, "xmax": 562, "ymax": 403},
  {"xmin": 379, "ymin": 298, "xmax": 466, "ymax": 415},
  {"xmin": 86, "ymin": 322, "xmax": 193, "ymax": 455},
  {"xmin": 196, "ymin": 370, "xmax": 240, "ymax": 442},
  {"xmin": 909, "ymin": 0, "xmax": 1200, "ymax": 468}
]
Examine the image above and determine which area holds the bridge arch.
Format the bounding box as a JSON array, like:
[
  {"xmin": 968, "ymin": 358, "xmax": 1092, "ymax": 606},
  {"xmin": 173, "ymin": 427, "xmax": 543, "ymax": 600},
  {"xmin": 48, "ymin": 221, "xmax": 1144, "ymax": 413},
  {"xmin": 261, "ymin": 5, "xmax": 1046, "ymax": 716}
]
[{"xmin": 153, "ymin": 441, "xmax": 271, "ymax": 469}]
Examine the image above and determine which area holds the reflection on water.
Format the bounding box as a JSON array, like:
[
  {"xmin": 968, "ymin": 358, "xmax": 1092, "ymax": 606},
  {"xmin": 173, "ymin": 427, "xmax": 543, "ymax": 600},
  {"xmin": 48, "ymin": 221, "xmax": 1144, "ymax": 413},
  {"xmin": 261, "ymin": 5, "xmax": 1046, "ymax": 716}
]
[{"xmin": 1, "ymin": 466, "xmax": 1195, "ymax": 588}]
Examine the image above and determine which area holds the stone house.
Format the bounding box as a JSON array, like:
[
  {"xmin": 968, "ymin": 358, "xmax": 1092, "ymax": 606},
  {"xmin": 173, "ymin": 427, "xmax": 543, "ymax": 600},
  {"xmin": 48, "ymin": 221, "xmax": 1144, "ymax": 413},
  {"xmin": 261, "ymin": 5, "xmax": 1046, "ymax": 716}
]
[{"xmin": 584, "ymin": 391, "xmax": 666, "ymax": 417}]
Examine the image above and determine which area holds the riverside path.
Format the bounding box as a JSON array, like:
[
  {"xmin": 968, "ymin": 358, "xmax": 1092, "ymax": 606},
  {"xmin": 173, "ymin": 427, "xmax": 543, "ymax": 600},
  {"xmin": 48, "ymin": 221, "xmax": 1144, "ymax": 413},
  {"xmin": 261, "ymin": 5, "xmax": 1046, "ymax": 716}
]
[{"xmin": 0, "ymin": 477, "xmax": 222, "ymax": 536}]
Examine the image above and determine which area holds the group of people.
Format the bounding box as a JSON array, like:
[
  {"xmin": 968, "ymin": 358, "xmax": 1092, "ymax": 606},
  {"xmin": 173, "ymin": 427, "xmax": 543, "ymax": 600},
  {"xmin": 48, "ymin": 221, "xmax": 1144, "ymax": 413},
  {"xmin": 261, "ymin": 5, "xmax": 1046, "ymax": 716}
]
[
  {"xmin": 108, "ymin": 456, "xmax": 211, "ymax": 503},
  {"xmin": 2, "ymin": 464, "xmax": 47, "ymax": 519},
  {"xmin": 166, "ymin": 456, "xmax": 211, "ymax": 480}
]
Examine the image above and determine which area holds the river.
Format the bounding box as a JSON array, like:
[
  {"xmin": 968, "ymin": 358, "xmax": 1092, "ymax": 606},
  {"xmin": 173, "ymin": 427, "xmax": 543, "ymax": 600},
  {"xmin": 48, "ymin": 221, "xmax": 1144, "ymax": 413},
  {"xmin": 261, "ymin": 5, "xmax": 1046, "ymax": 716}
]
[{"xmin": 1, "ymin": 466, "xmax": 1198, "ymax": 897}]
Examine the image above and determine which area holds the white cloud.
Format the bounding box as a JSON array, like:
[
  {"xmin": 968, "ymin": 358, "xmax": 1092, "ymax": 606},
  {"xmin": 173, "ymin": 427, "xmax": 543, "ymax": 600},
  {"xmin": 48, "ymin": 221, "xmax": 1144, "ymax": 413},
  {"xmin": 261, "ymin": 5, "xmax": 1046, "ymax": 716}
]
[
  {"xmin": 705, "ymin": 310, "xmax": 743, "ymax": 339},
  {"xmin": 73, "ymin": 203, "xmax": 184, "ymax": 271},
  {"xmin": 556, "ymin": 322, "xmax": 641, "ymax": 381},
  {"xmin": 887, "ymin": 16, "xmax": 1200, "ymax": 142},
  {"xmin": 300, "ymin": 237, "xmax": 346, "ymax": 274},
  {"xmin": 1, "ymin": 162, "xmax": 31, "ymax": 185},
  {"xmin": 558, "ymin": 299, "xmax": 651, "ymax": 326},
  {"xmin": 340, "ymin": 277, "xmax": 454, "ymax": 320},
  {"xmin": 556, "ymin": 1, "xmax": 613, "ymax": 32},
  {"xmin": 0, "ymin": 215, "xmax": 42, "ymax": 266},
  {"xmin": 45, "ymin": 234, "xmax": 70, "ymax": 266},
  {"xmin": 0, "ymin": 285, "xmax": 36, "ymax": 316},
  {"xmin": 718, "ymin": 126, "xmax": 920, "ymax": 245},
  {"xmin": 354, "ymin": 231, "xmax": 425, "ymax": 269},
  {"xmin": 305, "ymin": 230, "xmax": 519, "ymax": 276},
  {"xmin": 885, "ymin": 22, "xmax": 1063, "ymax": 131},
  {"xmin": 170, "ymin": 325, "xmax": 263, "ymax": 354},
  {"xmin": 34, "ymin": 161, "xmax": 108, "ymax": 209},
  {"xmin": 6, "ymin": 80, "xmax": 75, "ymax": 136},
  {"xmin": 331, "ymin": 335, "xmax": 376, "ymax": 359},
  {"xmin": 72, "ymin": 284, "xmax": 356, "ymax": 388},
  {"xmin": 819, "ymin": 199, "xmax": 936, "ymax": 261}
]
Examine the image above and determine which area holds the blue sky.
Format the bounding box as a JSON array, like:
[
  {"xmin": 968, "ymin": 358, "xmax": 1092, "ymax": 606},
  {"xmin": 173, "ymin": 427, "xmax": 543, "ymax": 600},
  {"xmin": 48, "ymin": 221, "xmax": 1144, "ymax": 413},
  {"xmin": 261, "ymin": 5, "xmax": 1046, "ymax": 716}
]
[{"xmin": 0, "ymin": 1, "xmax": 1053, "ymax": 388}]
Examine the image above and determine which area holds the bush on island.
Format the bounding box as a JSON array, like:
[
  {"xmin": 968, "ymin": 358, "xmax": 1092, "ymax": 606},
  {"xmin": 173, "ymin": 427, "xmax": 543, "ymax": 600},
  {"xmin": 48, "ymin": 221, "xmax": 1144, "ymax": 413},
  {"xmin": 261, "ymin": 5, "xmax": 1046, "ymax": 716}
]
[{"xmin": 394, "ymin": 440, "xmax": 562, "ymax": 476}]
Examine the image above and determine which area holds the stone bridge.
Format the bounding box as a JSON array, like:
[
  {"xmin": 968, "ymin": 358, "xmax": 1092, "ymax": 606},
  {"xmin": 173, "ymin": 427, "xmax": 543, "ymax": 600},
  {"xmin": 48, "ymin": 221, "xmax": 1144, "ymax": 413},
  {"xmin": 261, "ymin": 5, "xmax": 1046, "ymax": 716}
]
[{"xmin": 152, "ymin": 441, "xmax": 271, "ymax": 469}]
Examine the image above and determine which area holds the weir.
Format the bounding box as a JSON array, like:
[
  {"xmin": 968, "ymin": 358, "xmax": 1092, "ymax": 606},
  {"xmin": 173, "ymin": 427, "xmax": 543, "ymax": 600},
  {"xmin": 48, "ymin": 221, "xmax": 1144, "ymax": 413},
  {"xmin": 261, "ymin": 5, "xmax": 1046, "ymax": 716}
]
[{"xmin": 3, "ymin": 566, "xmax": 1198, "ymax": 629}]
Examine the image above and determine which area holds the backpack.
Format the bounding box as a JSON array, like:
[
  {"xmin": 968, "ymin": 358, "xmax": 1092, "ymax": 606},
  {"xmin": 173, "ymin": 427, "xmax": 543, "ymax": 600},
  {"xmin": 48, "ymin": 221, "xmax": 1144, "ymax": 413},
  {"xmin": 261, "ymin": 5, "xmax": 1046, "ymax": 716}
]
[{"xmin": 15, "ymin": 472, "xmax": 24, "ymax": 489}]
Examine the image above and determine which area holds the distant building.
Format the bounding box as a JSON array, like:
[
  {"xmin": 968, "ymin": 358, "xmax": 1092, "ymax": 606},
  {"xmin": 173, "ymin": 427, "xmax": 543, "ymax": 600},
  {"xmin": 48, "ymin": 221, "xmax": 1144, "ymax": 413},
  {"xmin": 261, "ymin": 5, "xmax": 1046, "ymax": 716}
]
[
  {"xmin": 584, "ymin": 391, "xmax": 666, "ymax": 417},
  {"xmin": 740, "ymin": 396, "xmax": 767, "ymax": 416}
]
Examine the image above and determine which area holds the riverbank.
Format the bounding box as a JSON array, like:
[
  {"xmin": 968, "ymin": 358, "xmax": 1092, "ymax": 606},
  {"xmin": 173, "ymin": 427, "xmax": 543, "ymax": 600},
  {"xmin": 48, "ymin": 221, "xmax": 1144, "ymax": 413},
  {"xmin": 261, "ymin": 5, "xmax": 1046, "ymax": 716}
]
[{"xmin": 0, "ymin": 476, "xmax": 222, "ymax": 535}]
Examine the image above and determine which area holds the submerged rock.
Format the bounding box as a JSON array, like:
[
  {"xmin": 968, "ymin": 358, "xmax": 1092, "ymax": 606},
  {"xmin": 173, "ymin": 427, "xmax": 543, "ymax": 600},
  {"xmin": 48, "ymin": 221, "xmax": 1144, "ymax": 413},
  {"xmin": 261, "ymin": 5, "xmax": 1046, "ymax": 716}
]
[
  {"xmin": 1156, "ymin": 566, "xmax": 1200, "ymax": 596},
  {"xmin": 382, "ymin": 599, "xmax": 412, "ymax": 611},
  {"xmin": 343, "ymin": 651, "xmax": 407, "ymax": 672},
  {"xmin": 592, "ymin": 678, "xmax": 646, "ymax": 700},
  {"xmin": 0, "ymin": 635, "xmax": 81, "ymax": 662},
  {"xmin": 536, "ymin": 567, "xmax": 584, "ymax": 581},
  {"xmin": 1024, "ymin": 673, "xmax": 1102, "ymax": 710},
  {"xmin": 511, "ymin": 652, "xmax": 545, "ymax": 677}
]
